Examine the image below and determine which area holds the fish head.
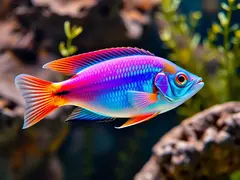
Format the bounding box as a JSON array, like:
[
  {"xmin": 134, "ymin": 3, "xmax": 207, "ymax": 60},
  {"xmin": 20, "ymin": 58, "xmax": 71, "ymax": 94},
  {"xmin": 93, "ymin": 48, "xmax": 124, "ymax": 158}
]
[{"xmin": 154, "ymin": 60, "xmax": 204, "ymax": 104}]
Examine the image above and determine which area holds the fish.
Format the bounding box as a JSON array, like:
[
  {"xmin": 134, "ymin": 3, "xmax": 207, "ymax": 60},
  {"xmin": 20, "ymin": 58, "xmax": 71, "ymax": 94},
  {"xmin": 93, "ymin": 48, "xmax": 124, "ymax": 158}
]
[{"xmin": 15, "ymin": 47, "xmax": 204, "ymax": 129}]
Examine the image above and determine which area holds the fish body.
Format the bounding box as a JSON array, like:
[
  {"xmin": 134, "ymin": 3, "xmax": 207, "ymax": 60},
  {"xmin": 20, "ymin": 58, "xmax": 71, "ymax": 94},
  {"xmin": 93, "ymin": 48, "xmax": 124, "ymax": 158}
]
[
  {"xmin": 15, "ymin": 47, "xmax": 204, "ymax": 129},
  {"xmin": 61, "ymin": 56, "xmax": 164, "ymax": 116}
]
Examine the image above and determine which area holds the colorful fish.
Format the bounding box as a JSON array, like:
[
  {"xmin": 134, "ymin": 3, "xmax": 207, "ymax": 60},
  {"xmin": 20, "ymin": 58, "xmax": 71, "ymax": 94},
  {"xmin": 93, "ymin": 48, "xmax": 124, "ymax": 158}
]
[{"xmin": 15, "ymin": 47, "xmax": 204, "ymax": 129}]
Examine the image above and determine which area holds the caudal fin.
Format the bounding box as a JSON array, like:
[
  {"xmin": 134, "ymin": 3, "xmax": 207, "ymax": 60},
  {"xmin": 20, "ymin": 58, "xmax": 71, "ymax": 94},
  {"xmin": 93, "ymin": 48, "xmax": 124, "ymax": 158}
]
[{"xmin": 15, "ymin": 74, "xmax": 61, "ymax": 129}]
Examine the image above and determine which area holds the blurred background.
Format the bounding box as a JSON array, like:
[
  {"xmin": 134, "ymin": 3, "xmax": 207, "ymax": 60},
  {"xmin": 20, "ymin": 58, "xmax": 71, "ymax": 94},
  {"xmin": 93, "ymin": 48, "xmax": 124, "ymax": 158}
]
[{"xmin": 0, "ymin": 0, "xmax": 239, "ymax": 180}]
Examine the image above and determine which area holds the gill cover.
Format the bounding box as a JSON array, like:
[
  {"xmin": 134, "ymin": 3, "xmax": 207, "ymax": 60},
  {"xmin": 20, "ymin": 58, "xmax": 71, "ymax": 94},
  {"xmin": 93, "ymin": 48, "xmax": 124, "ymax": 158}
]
[{"xmin": 154, "ymin": 72, "xmax": 174, "ymax": 102}]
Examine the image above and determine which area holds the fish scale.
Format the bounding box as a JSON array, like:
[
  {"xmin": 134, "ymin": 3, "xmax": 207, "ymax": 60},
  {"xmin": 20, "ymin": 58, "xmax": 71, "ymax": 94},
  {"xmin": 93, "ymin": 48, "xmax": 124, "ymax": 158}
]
[{"xmin": 60, "ymin": 56, "xmax": 161, "ymax": 115}]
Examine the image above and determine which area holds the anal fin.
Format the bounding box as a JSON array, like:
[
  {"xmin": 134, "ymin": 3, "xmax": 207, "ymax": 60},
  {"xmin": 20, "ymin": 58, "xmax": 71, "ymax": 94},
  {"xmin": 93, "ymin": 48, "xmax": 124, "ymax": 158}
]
[
  {"xmin": 65, "ymin": 107, "xmax": 115, "ymax": 122},
  {"xmin": 115, "ymin": 113, "xmax": 159, "ymax": 129}
]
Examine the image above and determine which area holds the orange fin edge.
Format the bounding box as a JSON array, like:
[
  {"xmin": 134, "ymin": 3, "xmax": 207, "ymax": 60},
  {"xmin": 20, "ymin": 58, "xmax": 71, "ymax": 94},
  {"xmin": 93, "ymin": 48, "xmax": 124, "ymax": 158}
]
[{"xmin": 114, "ymin": 113, "xmax": 159, "ymax": 129}]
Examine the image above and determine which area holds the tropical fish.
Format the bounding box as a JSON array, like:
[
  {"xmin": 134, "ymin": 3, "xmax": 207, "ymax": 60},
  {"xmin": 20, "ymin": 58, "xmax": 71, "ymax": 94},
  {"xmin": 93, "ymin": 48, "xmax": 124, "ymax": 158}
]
[{"xmin": 15, "ymin": 47, "xmax": 204, "ymax": 129}]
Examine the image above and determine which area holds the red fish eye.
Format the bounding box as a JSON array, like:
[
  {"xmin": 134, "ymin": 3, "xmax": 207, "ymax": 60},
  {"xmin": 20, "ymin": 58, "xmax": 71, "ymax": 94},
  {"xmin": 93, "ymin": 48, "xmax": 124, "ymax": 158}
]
[{"xmin": 175, "ymin": 73, "xmax": 188, "ymax": 86}]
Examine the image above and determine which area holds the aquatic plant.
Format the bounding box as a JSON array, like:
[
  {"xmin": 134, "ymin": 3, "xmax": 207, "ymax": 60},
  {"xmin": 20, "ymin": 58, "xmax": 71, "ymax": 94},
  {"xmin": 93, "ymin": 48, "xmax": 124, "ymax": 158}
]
[
  {"xmin": 59, "ymin": 21, "xmax": 83, "ymax": 57},
  {"xmin": 157, "ymin": 0, "xmax": 240, "ymax": 178},
  {"xmin": 157, "ymin": 0, "xmax": 240, "ymax": 117}
]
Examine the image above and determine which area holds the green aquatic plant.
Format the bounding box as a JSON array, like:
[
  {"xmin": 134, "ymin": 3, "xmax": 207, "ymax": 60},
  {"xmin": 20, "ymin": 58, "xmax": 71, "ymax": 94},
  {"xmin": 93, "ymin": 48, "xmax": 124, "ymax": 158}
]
[
  {"xmin": 59, "ymin": 21, "xmax": 83, "ymax": 57},
  {"xmin": 157, "ymin": 0, "xmax": 240, "ymax": 178},
  {"xmin": 157, "ymin": 0, "xmax": 240, "ymax": 117}
]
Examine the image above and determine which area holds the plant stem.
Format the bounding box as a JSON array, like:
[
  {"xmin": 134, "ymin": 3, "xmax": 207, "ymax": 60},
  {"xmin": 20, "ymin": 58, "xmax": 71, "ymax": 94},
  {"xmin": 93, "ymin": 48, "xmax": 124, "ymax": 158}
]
[
  {"xmin": 67, "ymin": 38, "xmax": 72, "ymax": 51},
  {"xmin": 223, "ymin": 9, "xmax": 232, "ymax": 51},
  {"xmin": 223, "ymin": 3, "xmax": 233, "ymax": 100}
]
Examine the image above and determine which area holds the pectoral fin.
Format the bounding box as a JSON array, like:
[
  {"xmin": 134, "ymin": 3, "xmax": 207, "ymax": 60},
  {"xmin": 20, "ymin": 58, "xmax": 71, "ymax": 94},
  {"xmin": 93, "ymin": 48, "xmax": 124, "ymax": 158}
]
[
  {"xmin": 115, "ymin": 113, "xmax": 159, "ymax": 129},
  {"xmin": 127, "ymin": 91, "xmax": 158, "ymax": 110}
]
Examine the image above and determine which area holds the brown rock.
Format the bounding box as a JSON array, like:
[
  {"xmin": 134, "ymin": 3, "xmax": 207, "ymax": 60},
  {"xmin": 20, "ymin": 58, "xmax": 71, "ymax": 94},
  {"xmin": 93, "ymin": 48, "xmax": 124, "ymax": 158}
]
[{"xmin": 135, "ymin": 102, "xmax": 240, "ymax": 180}]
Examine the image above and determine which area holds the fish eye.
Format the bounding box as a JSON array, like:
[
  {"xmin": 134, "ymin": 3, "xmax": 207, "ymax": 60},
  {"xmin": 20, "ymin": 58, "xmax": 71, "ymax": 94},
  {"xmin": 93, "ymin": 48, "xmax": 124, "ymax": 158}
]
[{"xmin": 175, "ymin": 72, "xmax": 188, "ymax": 86}]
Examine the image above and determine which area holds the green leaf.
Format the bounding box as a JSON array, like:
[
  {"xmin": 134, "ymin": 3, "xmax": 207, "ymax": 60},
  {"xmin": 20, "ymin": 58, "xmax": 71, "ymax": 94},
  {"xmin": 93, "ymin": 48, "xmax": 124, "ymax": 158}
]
[
  {"xmin": 235, "ymin": 30, "xmax": 240, "ymax": 39},
  {"xmin": 191, "ymin": 11, "xmax": 202, "ymax": 20},
  {"xmin": 72, "ymin": 27, "xmax": 83, "ymax": 38},
  {"xmin": 228, "ymin": 0, "xmax": 235, "ymax": 5},
  {"xmin": 189, "ymin": 11, "xmax": 202, "ymax": 28},
  {"xmin": 237, "ymin": 3, "xmax": 240, "ymax": 9},
  {"xmin": 64, "ymin": 21, "xmax": 72, "ymax": 39},
  {"xmin": 230, "ymin": 24, "xmax": 239, "ymax": 31},
  {"xmin": 59, "ymin": 42, "xmax": 69, "ymax": 57},
  {"xmin": 59, "ymin": 41, "xmax": 65, "ymax": 52},
  {"xmin": 217, "ymin": 46, "xmax": 224, "ymax": 53},
  {"xmin": 60, "ymin": 49, "xmax": 69, "ymax": 57},
  {"xmin": 212, "ymin": 23, "xmax": 223, "ymax": 33},
  {"xmin": 163, "ymin": 0, "xmax": 181, "ymax": 12},
  {"xmin": 191, "ymin": 33, "xmax": 201, "ymax": 49},
  {"xmin": 218, "ymin": 12, "xmax": 228, "ymax": 27},
  {"xmin": 160, "ymin": 29, "xmax": 171, "ymax": 41},
  {"xmin": 231, "ymin": 37, "xmax": 239, "ymax": 44},
  {"xmin": 172, "ymin": 0, "xmax": 181, "ymax": 11},
  {"xmin": 221, "ymin": 3, "xmax": 229, "ymax": 11},
  {"xmin": 68, "ymin": 46, "xmax": 78, "ymax": 55},
  {"xmin": 180, "ymin": 23, "xmax": 188, "ymax": 34}
]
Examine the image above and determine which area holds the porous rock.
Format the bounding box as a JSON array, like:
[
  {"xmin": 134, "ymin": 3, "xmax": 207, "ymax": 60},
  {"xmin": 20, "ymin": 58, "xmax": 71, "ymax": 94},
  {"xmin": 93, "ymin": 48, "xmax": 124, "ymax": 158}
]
[{"xmin": 135, "ymin": 102, "xmax": 240, "ymax": 180}]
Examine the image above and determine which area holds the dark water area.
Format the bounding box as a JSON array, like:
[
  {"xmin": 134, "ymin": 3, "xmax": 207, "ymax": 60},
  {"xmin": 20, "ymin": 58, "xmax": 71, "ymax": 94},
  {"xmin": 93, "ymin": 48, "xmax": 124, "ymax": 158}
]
[{"xmin": 58, "ymin": 110, "xmax": 179, "ymax": 180}]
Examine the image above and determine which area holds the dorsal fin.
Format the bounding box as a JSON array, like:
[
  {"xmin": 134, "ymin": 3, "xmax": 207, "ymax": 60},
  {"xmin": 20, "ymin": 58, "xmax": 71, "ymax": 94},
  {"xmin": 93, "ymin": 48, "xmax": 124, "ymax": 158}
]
[{"xmin": 42, "ymin": 47, "xmax": 154, "ymax": 75}]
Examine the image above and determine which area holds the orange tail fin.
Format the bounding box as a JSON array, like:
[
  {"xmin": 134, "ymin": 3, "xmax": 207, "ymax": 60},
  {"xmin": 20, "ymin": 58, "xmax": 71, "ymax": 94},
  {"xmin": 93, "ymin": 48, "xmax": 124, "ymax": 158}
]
[{"xmin": 15, "ymin": 74, "xmax": 63, "ymax": 129}]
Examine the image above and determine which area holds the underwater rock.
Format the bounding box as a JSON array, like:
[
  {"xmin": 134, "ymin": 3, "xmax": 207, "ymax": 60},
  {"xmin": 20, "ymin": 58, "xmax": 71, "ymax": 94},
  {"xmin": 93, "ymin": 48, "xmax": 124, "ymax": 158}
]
[
  {"xmin": 31, "ymin": 0, "xmax": 98, "ymax": 18},
  {"xmin": 135, "ymin": 102, "xmax": 240, "ymax": 180},
  {"xmin": 14, "ymin": 0, "xmax": 160, "ymax": 51}
]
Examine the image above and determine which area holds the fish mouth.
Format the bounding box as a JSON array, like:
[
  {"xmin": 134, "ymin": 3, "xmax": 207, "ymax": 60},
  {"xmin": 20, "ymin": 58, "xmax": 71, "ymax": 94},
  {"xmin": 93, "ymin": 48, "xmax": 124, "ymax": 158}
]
[
  {"xmin": 196, "ymin": 78, "xmax": 203, "ymax": 84},
  {"xmin": 191, "ymin": 77, "xmax": 204, "ymax": 92}
]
